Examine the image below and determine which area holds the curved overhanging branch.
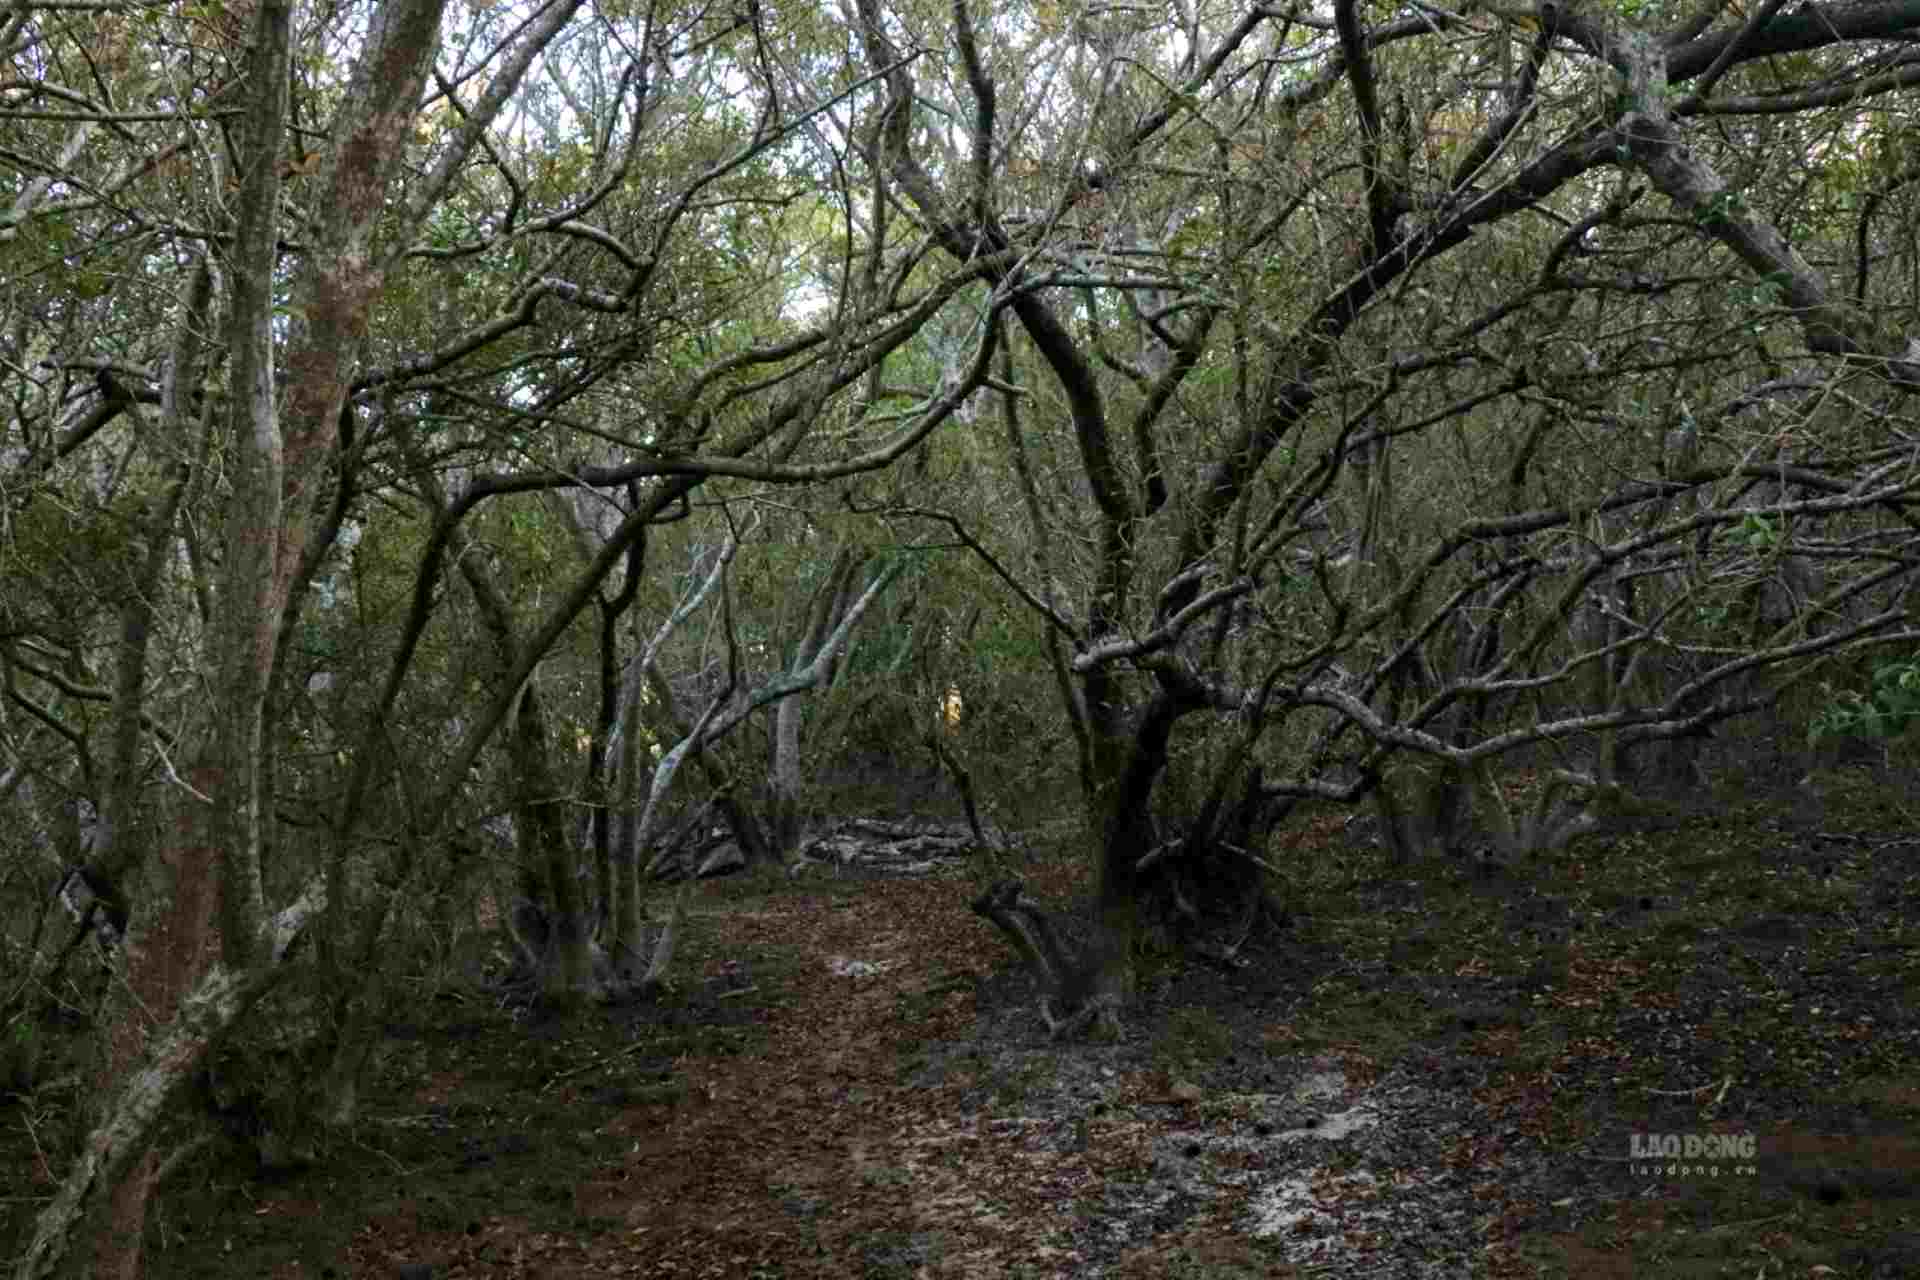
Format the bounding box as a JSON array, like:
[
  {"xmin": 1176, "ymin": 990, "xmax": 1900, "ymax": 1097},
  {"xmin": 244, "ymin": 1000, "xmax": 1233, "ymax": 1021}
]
[
  {"xmin": 845, "ymin": 499, "xmax": 1080, "ymax": 638},
  {"xmin": 1072, "ymin": 578, "xmax": 1256, "ymax": 673},
  {"xmin": 1679, "ymin": 0, "xmax": 1794, "ymax": 105},
  {"xmin": 1169, "ymin": 121, "xmax": 1622, "ymax": 615},
  {"xmin": 1610, "ymin": 28, "xmax": 1920, "ymax": 390},
  {"xmin": 1679, "ymin": 59, "xmax": 1920, "ymax": 116},
  {"xmin": 399, "ymin": 0, "xmax": 591, "ymax": 246},
  {"xmin": 669, "ymin": 554, "xmax": 909, "ymax": 756},
  {"xmin": 1666, "ymin": 0, "xmax": 1920, "ymax": 81},
  {"xmin": 343, "ymin": 289, "xmax": 1005, "ymax": 854}
]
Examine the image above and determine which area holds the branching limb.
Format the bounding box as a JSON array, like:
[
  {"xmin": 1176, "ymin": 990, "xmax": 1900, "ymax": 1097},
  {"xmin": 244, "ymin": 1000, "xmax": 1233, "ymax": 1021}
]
[{"xmin": 969, "ymin": 880, "xmax": 1121, "ymax": 1039}]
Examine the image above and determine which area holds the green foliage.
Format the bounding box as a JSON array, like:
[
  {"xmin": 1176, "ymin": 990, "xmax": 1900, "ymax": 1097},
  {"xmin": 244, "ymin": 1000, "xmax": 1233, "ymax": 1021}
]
[
  {"xmin": 1730, "ymin": 511, "xmax": 1783, "ymax": 552},
  {"xmin": 1693, "ymin": 189, "xmax": 1744, "ymax": 230},
  {"xmin": 1810, "ymin": 658, "xmax": 1920, "ymax": 744},
  {"xmin": 0, "ymin": 489, "xmax": 147, "ymax": 639},
  {"xmin": 1735, "ymin": 273, "xmax": 1791, "ymax": 309},
  {"xmin": 3, "ymin": 1014, "xmax": 43, "ymax": 1093}
]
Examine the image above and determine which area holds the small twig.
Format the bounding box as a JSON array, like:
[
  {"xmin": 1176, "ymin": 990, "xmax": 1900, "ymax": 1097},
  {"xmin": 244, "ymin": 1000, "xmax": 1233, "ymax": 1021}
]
[
  {"xmin": 1696, "ymin": 1213, "xmax": 1791, "ymax": 1236},
  {"xmin": 151, "ymin": 734, "xmax": 213, "ymax": 804},
  {"xmin": 543, "ymin": 1037, "xmax": 658, "ymax": 1089},
  {"xmin": 153, "ymin": 1133, "xmax": 215, "ymax": 1187},
  {"xmin": 1218, "ymin": 840, "xmax": 1288, "ymax": 880},
  {"xmin": 18, "ymin": 1099, "xmax": 55, "ymax": 1185},
  {"xmin": 717, "ymin": 984, "xmax": 759, "ymax": 1000},
  {"xmin": 351, "ymin": 1132, "xmax": 410, "ymax": 1175},
  {"xmin": 1134, "ymin": 839, "xmax": 1180, "ymax": 873}
]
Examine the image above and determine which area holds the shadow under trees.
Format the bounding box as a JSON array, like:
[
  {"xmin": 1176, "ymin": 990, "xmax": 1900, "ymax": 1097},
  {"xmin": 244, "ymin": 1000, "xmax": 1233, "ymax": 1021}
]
[{"xmin": 6, "ymin": 0, "xmax": 1920, "ymax": 1273}]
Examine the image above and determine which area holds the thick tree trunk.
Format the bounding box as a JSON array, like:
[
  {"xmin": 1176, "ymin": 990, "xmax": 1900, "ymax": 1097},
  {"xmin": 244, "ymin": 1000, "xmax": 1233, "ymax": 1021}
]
[
  {"xmin": 1044, "ymin": 683, "xmax": 1194, "ymax": 1030},
  {"xmin": 1011, "ymin": 676, "xmax": 1272, "ymax": 1037},
  {"xmin": 510, "ymin": 682, "xmax": 597, "ymax": 1003},
  {"xmin": 18, "ymin": 967, "xmax": 277, "ymax": 1280},
  {"xmin": 14, "ymin": 882, "xmax": 321, "ymax": 1280},
  {"xmin": 49, "ymin": 777, "xmax": 220, "ymax": 1280},
  {"xmin": 444, "ymin": 518, "xmax": 599, "ymax": 1002},
  {"xmin": 25, "ymin": 0, "xmax": 297, "ymax": 1261},
  {"xmin": 17, "ymin": 0, "xmax": 562, "ymax": 1263},
  {"xmin": 971, "ymin": 881, "xmax": 1123, "ymax": 1039}
]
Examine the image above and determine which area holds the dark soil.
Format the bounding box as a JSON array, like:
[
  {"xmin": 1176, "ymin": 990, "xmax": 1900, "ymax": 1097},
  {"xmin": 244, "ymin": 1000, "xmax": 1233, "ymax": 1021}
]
[{"xmin": 5, "ymin": 763, "xmax": 1919, "ymax": 1277}]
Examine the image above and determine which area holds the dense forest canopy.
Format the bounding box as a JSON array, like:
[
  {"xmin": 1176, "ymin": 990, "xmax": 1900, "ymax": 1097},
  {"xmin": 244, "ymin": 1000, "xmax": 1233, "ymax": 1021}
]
[{"xmin": 5, "ymin": 0, "xmax": 1920, "ymax": 1272}]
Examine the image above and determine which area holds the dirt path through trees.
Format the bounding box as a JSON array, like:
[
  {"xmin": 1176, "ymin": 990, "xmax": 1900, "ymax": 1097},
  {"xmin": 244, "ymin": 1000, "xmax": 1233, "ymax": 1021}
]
[{"xmin": 19, "ymin": 781, "xmax": 1917, "ymax": 1280}]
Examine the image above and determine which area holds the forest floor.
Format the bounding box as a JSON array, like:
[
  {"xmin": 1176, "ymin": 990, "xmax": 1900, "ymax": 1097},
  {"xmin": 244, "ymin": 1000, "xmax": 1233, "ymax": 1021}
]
[{"xmin": 7, "ymin": 762, "xmax": 1920, "ymax": 1278}]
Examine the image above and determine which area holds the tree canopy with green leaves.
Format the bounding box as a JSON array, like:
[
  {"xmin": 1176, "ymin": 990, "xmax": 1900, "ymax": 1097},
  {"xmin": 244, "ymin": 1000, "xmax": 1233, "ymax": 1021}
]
[{"xmin": 6, "ymin": 0, "xmax": 1920, "ymax": 1270}]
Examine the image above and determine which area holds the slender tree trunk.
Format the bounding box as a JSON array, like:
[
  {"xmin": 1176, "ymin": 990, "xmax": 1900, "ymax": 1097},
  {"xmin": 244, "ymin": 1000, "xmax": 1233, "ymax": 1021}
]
[
  {"xmin": 588, "ymin": 610, "xmax": 620, "ymax": 936},
  {"xmin": 768, "ymin": 547, "xmax": 858, "ymax": 859},
  {"xmin": 608, "ymin": 645, "xmax": 655, "ymax": 982},
  {"xmin": 769, "ymin": 694, "xmax": 806, "ymax": 857},
  {"xmin": 926, "ymin": 727, "xmax": 984, "ymax": 845},
  {"xmin": 603, "ymin": 585, "xmax": 652, "ymax": 981},
  {"xmin": 578, "ymin": 516, "xmax": 647, "ymax": 937}
]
